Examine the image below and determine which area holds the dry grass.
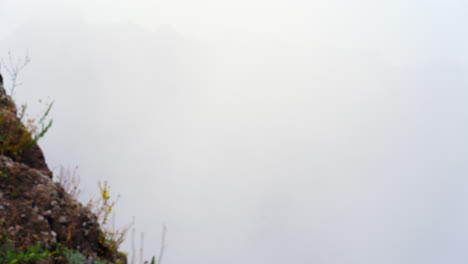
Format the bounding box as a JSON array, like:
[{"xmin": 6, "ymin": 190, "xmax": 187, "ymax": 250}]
[{"xmin": 55, "ymin": 166, "xmax": 81, "ymax": 199}]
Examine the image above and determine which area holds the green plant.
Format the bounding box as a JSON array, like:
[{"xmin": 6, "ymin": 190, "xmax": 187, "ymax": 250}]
[
  {"xmin": 116, "ymin": 252, "xmax": 127, "ymax": 264},
  {"xmin": 22, "ymin": 101, "xmax": 53, "ymax": 151},
  {"xmin": 63, "ymin": 248, "xmax": 85, "ymax": 264},
  {"xmin": 0, "ymin": 107, "xmax": 34, "ymax": 160},
  {"xmin": 0, "ymin": 243, "xmax": 53, "ymax": 264}
]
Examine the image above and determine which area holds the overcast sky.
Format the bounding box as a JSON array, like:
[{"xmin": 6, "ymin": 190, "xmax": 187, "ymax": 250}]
[{"xmin": 1, "ymin": 0, "xmax": 468, "ymax": 263}]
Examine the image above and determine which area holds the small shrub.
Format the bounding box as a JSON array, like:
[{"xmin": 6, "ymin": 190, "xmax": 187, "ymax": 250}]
[
  {"xmin": 21, "ymin": 100, "xmax": 53, "ymax": 151},
  {"xmin": 63, "ymin": 248, "xmax": 85, "ymax": 264},
  {"xmin": 88, "ymin": 181, "xmax": 129, "ymax": 255},
  {"xmin": 0, "ymin": 243, "xmax": 53, "ymax": 264},
  {"xmin": 0, "ymin": 108, "xmax": 35, "ymax": 160}
]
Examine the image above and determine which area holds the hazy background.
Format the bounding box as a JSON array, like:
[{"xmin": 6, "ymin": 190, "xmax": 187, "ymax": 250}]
[{"xmin": 1, "ymin": 0, "xmax": 468, "ymax": 263}]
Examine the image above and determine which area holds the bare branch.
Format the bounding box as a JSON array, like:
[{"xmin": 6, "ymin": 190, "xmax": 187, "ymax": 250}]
[
  {"xmin": 0, "ymin": 51, "xmax": 31, "ymax": 97},
  {"xmin": 55, "ymin": 165, "xmax": 81, "ymax": 199}
]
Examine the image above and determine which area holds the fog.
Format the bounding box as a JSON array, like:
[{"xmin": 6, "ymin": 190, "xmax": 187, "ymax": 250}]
[{"xmin": 1, "ymin": 0, "xmax": 468, "ymax": 263}]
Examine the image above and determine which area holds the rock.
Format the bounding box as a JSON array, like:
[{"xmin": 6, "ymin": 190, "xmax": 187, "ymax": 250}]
[
  {"xmin": 0, "ymin": 82, "xmax": 123, "ymax": 262},
  {"xmin": 0, "ymin": 155, "xmax": 119, "ymax": 262},
  {"xmin": 0, "ymin": 85, "xmax": 52, "ymax": 177},
  {"xmin": 58, "ymin": 216, "xmax": 67, "ymax": 224},
  {"xmin": 43, "ymin": 209, "xmax": 52, "ymax": 216}
]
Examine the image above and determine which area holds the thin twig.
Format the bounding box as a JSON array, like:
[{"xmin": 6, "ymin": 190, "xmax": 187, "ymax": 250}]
[
  {"xmin": 0, "ymin": 51, "xmax": 31, "ymax": 97},
  {"xmin": 131, "ymin": 217, "xmax": 136, "ymax": 264},
  {"xmin": 140, "ymin": 232, "xmax": 145, "ymax": 264},
  {"xmin": 157, "ymin": 224, "xmax": 168, "ymax": 264}
]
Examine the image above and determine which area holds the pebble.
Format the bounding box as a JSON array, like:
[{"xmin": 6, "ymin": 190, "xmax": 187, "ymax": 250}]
[{"xmin": 58, "ymin": 216, "xmax": 68, "ymax": 224}]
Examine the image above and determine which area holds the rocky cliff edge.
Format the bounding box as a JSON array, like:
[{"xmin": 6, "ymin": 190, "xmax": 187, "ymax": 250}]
[{"xmin": 0, "ymin": 82, "xmax": 125, "ymax": 263}]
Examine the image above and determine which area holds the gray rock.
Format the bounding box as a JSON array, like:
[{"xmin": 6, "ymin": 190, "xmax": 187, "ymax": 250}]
[{"xmin": 58, "ymin": 216, "xmax": 68, "ymax": 224}]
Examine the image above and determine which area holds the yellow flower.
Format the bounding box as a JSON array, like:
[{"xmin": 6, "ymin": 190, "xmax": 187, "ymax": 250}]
[{"xmin": 101, "ymin": 188, "xmax": 109, "ymax": 201}]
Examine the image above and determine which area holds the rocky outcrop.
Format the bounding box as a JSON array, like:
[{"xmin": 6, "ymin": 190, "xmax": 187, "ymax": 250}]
[
  {"xmin": 0, "ymin": 82, "xmax": 52, "ymax": 177},
  {"xmin": 0, "ymin": 156, "xmax": 109, "ymax": 260},
  {"xmin": 0, "ymin": 81, "xmax": 123, "ymax": 263}
]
